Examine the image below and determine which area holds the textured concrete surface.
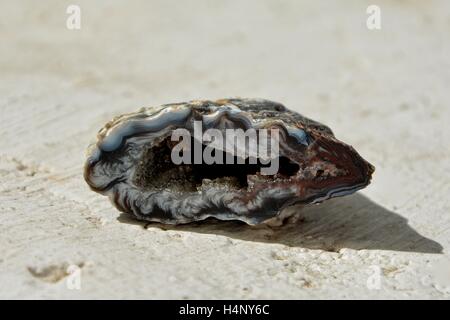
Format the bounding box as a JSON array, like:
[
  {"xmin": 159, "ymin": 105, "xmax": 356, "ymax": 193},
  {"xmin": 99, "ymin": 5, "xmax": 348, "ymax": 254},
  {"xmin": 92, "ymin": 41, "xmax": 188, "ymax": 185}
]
[{"xmin": 0, "ymin": 0, "xmax": 449, "ymax": 299}]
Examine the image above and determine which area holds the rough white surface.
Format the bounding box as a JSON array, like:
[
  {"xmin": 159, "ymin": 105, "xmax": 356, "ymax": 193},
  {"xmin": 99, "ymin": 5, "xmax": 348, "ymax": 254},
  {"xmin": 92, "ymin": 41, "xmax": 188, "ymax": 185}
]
[{"xmin": 1, "ymin": 0, "xmax": 449, "ymax": 299}]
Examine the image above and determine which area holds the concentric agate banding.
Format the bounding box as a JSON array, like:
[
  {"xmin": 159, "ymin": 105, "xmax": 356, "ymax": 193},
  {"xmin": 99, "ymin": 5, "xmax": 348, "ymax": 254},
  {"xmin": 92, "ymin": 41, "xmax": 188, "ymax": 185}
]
[{"xmin": 84, "ymin": 98, "xmax": 374, "ymax": 225}]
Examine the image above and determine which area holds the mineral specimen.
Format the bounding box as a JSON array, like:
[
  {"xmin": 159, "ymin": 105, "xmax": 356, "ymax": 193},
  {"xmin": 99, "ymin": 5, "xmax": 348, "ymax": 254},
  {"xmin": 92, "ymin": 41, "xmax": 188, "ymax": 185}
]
[{"xmin": 84, "ymin": 98, "xmax": 374, "ymax": 225}]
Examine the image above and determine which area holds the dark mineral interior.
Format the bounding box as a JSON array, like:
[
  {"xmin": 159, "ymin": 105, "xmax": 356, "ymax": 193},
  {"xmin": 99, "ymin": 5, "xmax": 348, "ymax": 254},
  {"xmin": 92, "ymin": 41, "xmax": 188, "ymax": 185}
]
[{"xmin": 133, "ymin": 137, "xmax": 300, "ymax": 192}]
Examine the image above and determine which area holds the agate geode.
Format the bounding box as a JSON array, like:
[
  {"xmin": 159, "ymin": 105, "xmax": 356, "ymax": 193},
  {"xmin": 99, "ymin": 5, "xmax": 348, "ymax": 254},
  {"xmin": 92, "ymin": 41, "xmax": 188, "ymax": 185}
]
[{"xmin": 84, "ymin": 99, "xmax": 374, "ymax": 225}]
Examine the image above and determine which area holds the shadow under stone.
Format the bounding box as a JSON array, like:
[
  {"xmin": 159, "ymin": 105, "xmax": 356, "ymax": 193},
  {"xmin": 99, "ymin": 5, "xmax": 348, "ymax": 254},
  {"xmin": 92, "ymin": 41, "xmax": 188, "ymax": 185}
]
[{"xmin": 117, "ymin": 193, "xmax": 443, "ymax": 254}]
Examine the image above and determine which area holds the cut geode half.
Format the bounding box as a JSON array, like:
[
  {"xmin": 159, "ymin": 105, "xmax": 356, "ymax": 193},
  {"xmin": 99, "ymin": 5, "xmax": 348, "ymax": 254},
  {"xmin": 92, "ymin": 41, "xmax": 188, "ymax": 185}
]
[{"xmin": 84, "ymin": 98, "xmax": 374, "ymax": 225}]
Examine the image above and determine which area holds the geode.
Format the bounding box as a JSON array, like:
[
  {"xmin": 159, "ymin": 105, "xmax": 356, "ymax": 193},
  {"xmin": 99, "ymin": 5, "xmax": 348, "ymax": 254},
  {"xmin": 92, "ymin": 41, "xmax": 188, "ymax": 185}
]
[{"xmin": 84, "ymin": 98, "xmax": 374, "ymax": 225}]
